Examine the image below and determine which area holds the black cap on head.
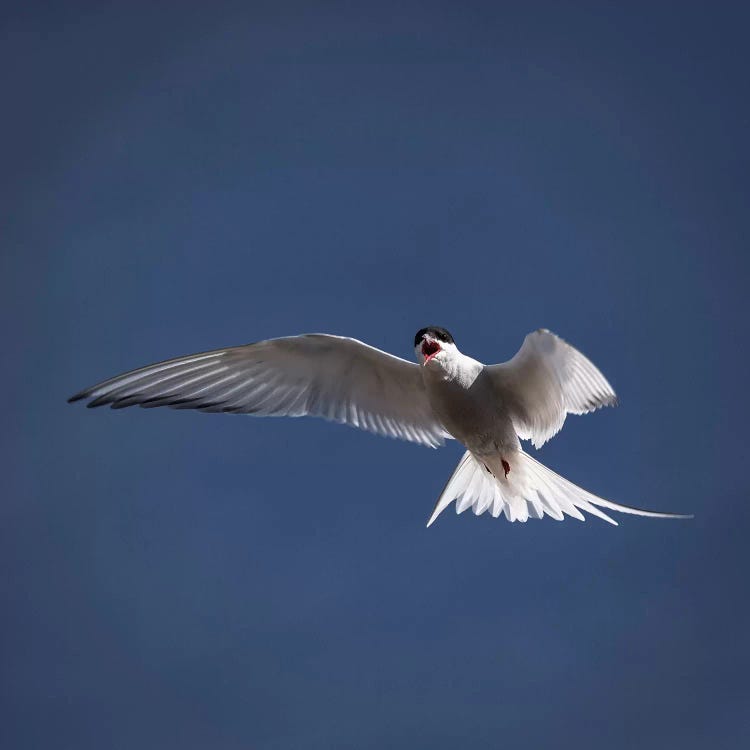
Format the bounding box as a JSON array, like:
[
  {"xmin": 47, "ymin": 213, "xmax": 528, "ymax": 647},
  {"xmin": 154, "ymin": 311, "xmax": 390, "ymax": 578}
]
[{"xmin": 414, "ymin": 327, "xmax": 455, "ymax": 347}]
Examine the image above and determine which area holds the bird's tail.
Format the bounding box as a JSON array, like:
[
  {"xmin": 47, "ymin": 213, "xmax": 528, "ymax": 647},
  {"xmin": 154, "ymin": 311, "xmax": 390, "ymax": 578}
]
[{"xmin": 426, "ymin": 449, "xmax": 692, "ymax": 527}]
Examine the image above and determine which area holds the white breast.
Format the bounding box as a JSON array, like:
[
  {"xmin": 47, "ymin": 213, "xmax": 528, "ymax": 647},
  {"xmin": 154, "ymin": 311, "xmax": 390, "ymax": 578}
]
[{"xmin": 422, "ymin": 355, "xmax": 516, "ymax": 451}]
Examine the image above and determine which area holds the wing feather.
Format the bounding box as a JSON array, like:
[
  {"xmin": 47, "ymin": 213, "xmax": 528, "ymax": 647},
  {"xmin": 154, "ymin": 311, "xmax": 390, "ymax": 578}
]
[
  {"xmin": 487, "ymin": 329, "xmax": 617, "ymax": 448},
  {"xmin": 70, "ymin": 334, "xmax": 449, "ymax": 448}
]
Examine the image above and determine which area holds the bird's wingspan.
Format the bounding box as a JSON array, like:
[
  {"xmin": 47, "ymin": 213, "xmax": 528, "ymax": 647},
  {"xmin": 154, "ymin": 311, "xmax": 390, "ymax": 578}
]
[
  {"xmin": 69, "ymin": 334, "xmax": 450, "ymax": 448},
  {"xmin": 486, "ymin": 329, "xmax": 617, "ymax": 448}
]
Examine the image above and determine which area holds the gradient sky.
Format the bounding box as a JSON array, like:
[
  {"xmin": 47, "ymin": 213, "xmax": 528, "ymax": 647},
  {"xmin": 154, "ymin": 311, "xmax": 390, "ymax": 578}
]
[{"xmin": 2, "ymin": 2, "xmax": 749, "ymax": 749}]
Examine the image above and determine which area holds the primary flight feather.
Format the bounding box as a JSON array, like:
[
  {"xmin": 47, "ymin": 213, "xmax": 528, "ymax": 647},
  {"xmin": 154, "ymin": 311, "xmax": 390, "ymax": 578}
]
[{"xmin": 69, "ymin": 327, "xmax": 690, "ymax": 527}]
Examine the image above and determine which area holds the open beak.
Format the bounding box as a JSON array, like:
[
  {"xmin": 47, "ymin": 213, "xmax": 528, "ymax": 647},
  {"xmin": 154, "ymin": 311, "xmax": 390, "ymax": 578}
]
[{"xmin": 421, "ymin": 339, "xmax": 441, "ymax": 365}]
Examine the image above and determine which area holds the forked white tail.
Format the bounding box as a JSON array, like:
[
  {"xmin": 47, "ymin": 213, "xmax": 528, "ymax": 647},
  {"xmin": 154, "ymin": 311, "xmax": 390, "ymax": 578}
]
[{"xmin": 427, "ymin": 450, "xmax": 692, "ymax": 527}]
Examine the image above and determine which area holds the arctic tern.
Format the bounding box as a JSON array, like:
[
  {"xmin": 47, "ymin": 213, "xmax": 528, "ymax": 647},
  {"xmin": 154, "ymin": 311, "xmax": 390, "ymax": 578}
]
[{"xmin": 69, "ymin": 327, "xmax": 689, "ymax": 526}]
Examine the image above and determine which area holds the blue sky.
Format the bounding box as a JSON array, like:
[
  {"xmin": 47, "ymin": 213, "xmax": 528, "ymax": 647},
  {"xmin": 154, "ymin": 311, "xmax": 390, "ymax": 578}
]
[{"xmin": 2, "ymin": 2, "xmax": 749, "ymax": 748}]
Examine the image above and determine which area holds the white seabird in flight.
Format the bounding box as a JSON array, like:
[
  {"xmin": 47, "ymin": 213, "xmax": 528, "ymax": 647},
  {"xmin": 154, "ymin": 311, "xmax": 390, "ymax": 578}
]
[{"xmin": 69, "ymin": 327, "xmax": 690, "ymax": 526}]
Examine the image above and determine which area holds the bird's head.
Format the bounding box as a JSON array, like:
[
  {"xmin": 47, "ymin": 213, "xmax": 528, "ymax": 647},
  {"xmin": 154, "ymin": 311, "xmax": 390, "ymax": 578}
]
[{"xmin": 414, "ymin": 326, "xmax": 458, "ymax": 366}]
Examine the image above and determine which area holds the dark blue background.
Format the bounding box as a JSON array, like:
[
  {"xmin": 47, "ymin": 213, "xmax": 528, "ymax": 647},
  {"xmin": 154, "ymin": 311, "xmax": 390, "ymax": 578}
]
[{"xmin": 3, "ymin": 2, "xmax": 748, "ymax": 748}]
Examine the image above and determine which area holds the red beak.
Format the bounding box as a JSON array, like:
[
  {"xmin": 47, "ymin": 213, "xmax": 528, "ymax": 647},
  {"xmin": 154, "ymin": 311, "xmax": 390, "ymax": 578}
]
[{"xmin": 421, "ymin": 339, "xmax": 440, "ymax": 363}]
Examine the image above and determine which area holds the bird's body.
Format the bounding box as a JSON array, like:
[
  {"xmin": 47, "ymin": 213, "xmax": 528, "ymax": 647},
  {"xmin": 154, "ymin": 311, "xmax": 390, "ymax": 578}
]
[
  {"xmin": 422, "ymin": 357, "xmax": 517, "ymax": 454},
  {"xmin": 69, "ymin": 326, "xmax": 690, "ymax": 527}
]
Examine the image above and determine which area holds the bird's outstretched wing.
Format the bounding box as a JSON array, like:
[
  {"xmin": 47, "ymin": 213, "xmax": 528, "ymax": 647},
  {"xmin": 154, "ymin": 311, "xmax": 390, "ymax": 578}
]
[
  {"xmin": 486, "ymin": 329, "xmax": 617, "ymax": 448},
  {"xmin": 69, "ymin": 334, "xmax": 449, "ymax": 448}
]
